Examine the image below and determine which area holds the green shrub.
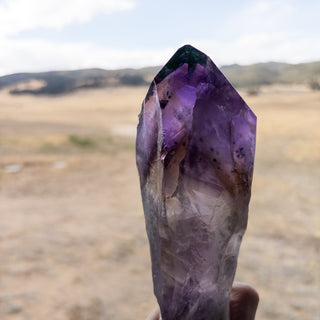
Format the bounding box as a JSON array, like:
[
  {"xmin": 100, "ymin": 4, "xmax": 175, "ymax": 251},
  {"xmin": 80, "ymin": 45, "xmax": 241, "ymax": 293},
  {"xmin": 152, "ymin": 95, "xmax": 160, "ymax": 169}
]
[{"xmin": 69, "ymin": 135, "xmax": 95, "ymax": 148}]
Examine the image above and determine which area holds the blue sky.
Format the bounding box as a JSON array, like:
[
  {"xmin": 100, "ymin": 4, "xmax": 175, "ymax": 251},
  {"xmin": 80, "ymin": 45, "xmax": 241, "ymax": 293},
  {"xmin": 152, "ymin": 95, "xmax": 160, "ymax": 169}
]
[{"xmin": 0, "ymin": 0, "xmax": 319, "ymax": 75}]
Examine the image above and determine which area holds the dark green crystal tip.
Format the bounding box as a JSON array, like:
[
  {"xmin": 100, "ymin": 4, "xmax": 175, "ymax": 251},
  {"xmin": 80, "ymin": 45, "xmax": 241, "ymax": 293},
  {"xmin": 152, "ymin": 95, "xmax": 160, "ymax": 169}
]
[{"xmin": 154, "ymin": 44, "xmax": 209, "ymax": 84}]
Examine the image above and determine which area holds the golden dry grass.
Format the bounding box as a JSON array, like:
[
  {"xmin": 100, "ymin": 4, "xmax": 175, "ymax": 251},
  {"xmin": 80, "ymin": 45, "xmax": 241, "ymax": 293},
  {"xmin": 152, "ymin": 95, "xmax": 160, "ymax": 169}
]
[{"xmin": 0, "ymin": 86, "xmax": 319, "ymax": 320}]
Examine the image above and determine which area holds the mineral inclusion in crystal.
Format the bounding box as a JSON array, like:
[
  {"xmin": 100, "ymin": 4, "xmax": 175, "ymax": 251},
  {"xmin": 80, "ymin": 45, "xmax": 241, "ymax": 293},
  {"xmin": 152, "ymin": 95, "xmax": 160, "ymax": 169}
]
[{"xmin": 136, "ymin": 45, "xmax": 256, "ymax": 320}]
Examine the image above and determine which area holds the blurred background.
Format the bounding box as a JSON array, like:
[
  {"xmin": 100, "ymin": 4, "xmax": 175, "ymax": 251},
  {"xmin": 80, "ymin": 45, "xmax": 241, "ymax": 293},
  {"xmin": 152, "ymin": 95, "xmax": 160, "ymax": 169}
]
[{"xmin": 0, "ymin": 0, "xmax": 319, "ymax": 319}]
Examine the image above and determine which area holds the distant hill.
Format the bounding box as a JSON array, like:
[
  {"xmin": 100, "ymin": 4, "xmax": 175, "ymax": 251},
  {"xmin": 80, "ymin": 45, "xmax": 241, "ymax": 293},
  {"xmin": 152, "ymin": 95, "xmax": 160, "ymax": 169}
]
[
  {"xmin": 0, "ymin": 61, "xmax": 319, "ymax": 95},
  {"xmin": 0, "ymin": 67, "xmax": 159, "ymax": 95},
  {"xmin": 220, "ymin": 61, "xmax": 320, "ymax": 88}
]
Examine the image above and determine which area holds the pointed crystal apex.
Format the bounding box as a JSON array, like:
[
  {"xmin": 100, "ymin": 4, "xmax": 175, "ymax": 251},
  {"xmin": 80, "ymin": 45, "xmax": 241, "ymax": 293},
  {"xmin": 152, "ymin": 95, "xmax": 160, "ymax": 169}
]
[
  {"xmin": 136, "ymin": 45, "xmax": 256, "ymax": 320},
  {"xmin": 154, "ymin": 45, "xmax": 209, "ymax": 84}
]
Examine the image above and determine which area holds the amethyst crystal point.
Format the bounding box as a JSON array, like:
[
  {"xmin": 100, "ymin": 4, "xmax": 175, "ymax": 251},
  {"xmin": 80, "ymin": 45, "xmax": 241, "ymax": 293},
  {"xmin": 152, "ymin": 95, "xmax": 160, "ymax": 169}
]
[{"xmin": 136, "ymin": 45, "xmax": 256, "ymax": 320}]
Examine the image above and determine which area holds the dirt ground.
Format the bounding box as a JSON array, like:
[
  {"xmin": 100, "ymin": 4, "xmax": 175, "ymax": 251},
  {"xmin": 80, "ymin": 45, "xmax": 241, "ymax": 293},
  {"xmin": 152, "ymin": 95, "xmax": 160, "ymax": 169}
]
[{"xmin": 0, "ymin": 86, "xmax": 319, "ymax": 320}]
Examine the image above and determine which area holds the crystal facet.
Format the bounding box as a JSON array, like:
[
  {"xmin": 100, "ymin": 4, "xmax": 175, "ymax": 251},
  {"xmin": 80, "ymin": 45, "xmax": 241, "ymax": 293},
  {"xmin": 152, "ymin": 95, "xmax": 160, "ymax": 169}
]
[{"xmin": 136, "ymin": 45, "xmax": 256, "ymax": 320}]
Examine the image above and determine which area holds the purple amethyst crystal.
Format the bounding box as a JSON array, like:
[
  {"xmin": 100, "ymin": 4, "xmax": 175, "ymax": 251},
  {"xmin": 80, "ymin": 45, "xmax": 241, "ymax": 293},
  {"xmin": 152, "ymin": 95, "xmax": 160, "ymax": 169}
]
[{"xmin": 136, "ymin": 45, "xmax": 256, "ymax": 320}]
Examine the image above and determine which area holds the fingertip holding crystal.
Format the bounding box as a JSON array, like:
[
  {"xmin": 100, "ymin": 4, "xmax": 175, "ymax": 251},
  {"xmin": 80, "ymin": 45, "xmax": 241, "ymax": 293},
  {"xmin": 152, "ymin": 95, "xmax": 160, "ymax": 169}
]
[{"xmin": 136, "ymin": 45, "xmax": 256, "ymax": 320}]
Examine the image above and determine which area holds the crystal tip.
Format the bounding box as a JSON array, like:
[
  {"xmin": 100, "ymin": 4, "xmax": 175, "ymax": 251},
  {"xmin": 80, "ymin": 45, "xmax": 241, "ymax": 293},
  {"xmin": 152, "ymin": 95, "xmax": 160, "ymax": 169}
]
[{"xmin": 155, "ymin": 44, "xmax": 208, "ymax": 84}]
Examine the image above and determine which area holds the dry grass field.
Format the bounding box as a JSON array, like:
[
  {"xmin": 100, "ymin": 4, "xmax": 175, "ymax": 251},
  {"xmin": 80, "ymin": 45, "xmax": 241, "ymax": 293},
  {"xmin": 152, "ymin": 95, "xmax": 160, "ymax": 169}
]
[{"xmin": 0, "ymin": 86, "xmax": 319, "ymax": 320}]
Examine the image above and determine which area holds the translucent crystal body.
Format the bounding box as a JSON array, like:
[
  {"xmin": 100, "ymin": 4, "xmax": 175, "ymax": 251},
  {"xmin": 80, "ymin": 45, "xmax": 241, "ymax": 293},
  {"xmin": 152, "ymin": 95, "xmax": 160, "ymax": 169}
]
[{"xmin": 136, "ymin": 45, "xmax": 256, "ymax": 320}]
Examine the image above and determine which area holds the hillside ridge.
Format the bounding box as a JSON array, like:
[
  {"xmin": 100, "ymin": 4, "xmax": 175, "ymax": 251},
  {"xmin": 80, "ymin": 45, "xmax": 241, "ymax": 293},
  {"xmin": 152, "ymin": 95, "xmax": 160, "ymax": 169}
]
[{"xmin": 0, "ymin": 61, "xmax": 319, "ymax": 95}]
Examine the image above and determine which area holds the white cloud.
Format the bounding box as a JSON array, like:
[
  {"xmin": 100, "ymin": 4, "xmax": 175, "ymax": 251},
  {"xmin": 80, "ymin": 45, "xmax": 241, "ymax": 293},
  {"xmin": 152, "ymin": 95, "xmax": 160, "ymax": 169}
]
[
  {"xmin": 1, "ymin": 32, "xmax": 319, "ymax": 76},
  {"xmin": 190, "ymin": 32, "xmax": 320, "ymax": 66},
  {"xmin": 0, "ymin": 37, "xmax": 173, "ymax": 75},
  {"xmin": 186, "ymin": 0, "xmax": 320, "ymax": 65},
  {"xmin": 0, "ymin": 0, "xmax": 135, "ymax": 36},
  {"xmin": 227, "ymin": 0, "xmax": 296, "ymax": 34},
  {"xmin": 0, "ymin": 0, "xmax": 319, "ymax": 75}
]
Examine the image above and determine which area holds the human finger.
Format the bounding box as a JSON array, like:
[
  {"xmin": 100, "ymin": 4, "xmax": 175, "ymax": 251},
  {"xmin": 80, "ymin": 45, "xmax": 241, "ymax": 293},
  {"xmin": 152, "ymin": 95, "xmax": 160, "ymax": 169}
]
[{"xmin": 230, "ymin": 282, "xmax": 259, "ymax": 320}]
